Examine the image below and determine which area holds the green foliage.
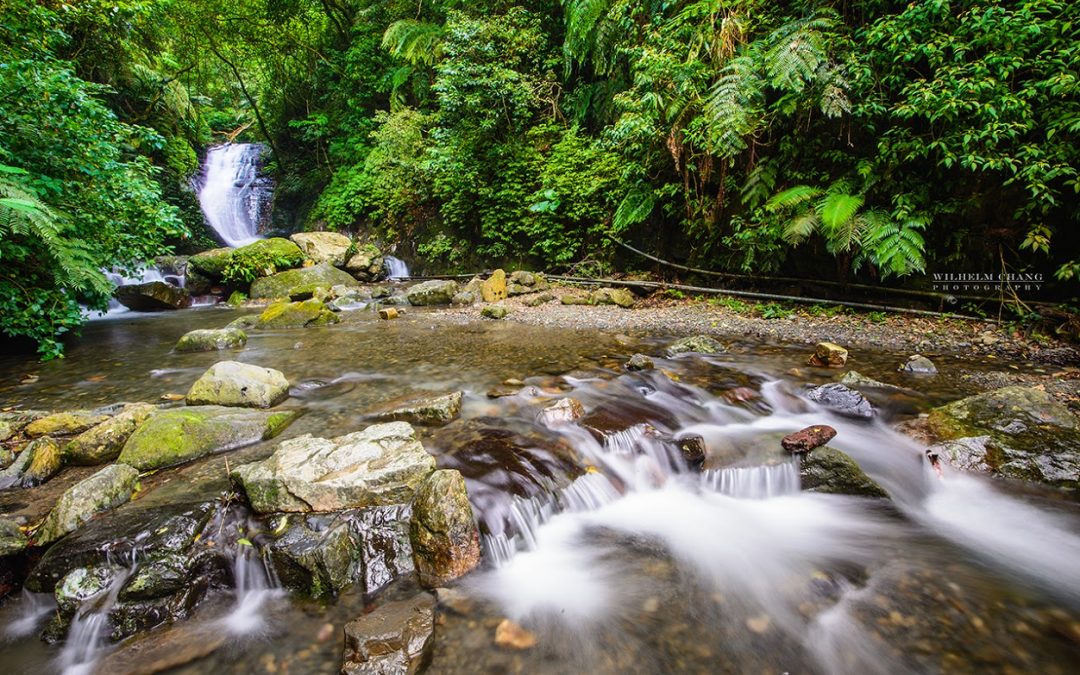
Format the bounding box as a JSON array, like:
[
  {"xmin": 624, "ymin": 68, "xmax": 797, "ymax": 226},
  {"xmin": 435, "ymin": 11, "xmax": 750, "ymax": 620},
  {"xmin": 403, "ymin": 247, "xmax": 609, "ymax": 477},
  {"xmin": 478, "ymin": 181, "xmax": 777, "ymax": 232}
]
[
  {"xmin": 754, "ymin": 302, "xmax": 795, "ymax": 319},
  {"xmin": 222, "ymin": 248, "xmax": 301, "ymax": 285}
]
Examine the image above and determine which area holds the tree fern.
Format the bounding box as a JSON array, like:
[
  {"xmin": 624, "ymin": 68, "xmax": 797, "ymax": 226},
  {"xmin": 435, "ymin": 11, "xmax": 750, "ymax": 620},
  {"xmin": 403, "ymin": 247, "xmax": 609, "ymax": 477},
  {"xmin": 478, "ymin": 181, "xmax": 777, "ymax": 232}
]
[{"xmin": 382, "ymin": 20, "xmax": 445, "ymax": 67}]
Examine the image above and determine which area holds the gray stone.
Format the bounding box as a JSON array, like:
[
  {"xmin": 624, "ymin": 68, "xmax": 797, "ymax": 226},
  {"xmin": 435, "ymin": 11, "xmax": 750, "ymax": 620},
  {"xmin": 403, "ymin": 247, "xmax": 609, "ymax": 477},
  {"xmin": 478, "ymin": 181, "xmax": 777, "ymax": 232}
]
[
  {"xmin": 35, "ymin": 464, "xmax": 141, "ymax": 545},
  {"xmin": 800, "ymin": 447, "xmax": 887, "ymax": 498},
  {"xmin": 249, "ymin": 262, "xmax": 359, "ymax": 300},
  {"xmin": 590, "ymin": 287, "xmax": 635, "ymax": 308},
  {"xmin": 234, "ymin": 422, "xmax": 436, "ymax": 513},
  {"xmin": 371, "ymin": 392, "xmax": 463, "ymax": 426},
  {"xmin": 626, "ymin": 354, "xmax": 654, "ymax": 371},
  {"xmin": 174, "ymin": 328, "xmax": 247, "ymax": 353},
  {"xmin": 342, "ymin": 593, "xmax": 435, "ymax": 675},
  {"xmin": 0, "ymin": 517, "xmax": 28, "ymax": 556},
  {"xmin": 186, "ymin": 361, "xmax": 290, "ymax": 409},
  {"xmin": 346, "ymin": 245, "xmax": 385, "ymax": 281},
  {"xmin": 806, "ymin": 383, "xmax": 875, "ymax": 419},
  {"xmin": 899, "ymin": 354, "xmax": 938, "ymax": 374},
  {"xmin": 115, "ymin": 281, "xmax": 191, "ymax": 311},
  {"xmin": 407, "ymin": 280, "xmax": 458, "ymax": 306}
]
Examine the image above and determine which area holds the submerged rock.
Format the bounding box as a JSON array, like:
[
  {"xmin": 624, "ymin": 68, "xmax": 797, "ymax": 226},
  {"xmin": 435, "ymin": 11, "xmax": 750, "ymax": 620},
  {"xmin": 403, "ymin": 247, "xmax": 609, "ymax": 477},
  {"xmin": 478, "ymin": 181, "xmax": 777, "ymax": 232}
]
[
  {"xmin": 495, "ymin": 618, "xmax": 537, "ymax": 649},
  {"xmin": 345, "ymin": 244, "xmax": 385, "ymax": 281},
  {"xmin": 290, "ymin": 231, "xmax": 352, "ymax": 266},
  {"xmin": 186, "ymin": 361, "xmax": 290, "ymax": 409},
  {"xmin": 626, "ymin": 354, "xmax": 655, "ymax": 371},
  {"xmin": 234, "ymin": 422, "xmax": 435, "ymax": 513},
  {"xmin": 115, "ymin": 281, "xmax": 192, "ymax": 311},
  {"xmin": 666, "ymin": 335, "xmax": 725, "ymax": 356},
  {"xmin": 371, "ymin": 392, "xmax": 463, "ymax": 426},
  {"xmin": 808, "ymin": 342, "xmax": 848, "ymax": 368},
  {"xmin": 35, "ymin": 464, "xmax": 140, "ymax": 545},
  {"xmin": 25, "ymin": 410, "xmax": 109, "ymax": 438},
  {"xmin": 590, "ymin": 287, "xmax": 635, "ymax": 308},
  {"xmin": 342, "ymin": 592, "xmax": 435, "ymax": 675},
  {"xmin": 118, "ymin": 406, "xmax": 297, "ymax": 471},
  {"xmin": 249, "ymin": 262, "xmax": 358, "ymax": 300},
  {"xmin": 800, "ymin": 447, "xmax": 887, "ymax": 498},
  {"xmin": 481, "ymin": 304, "xmax": 509, "ymax": 319},
  {"xmin": 174, "ymin": 328, "xmax": 247, "ymax": 353},
  {"xmin": 536, "ymin": 398, "xmax": 585, "ymax": 428},
  {"xmin": 839, "ymin": 370, "xmax": 905, "ymax": 392},
  {"xmin": 410, "ymin": 469, "xmax": 480, "ymax": 588},
  {"xmin": 64, "ymin": 403, "xmax": 156, "ymax": 466},
  {"xmin": 481, "ymin": 269, "xmax": 508, "ymax": 303},
  {"xmin": 407, "ymin": 280, "xmax": 458, "ymax": 306},
  {"xmin": 806, "ymin": 383, "xmax": 875, "ymax": 419},
  {"xmin": 781, "ymin": 425, "xmax": 838, "ymax": 454},
  {"xmin": 926, "ymin": 386, "xmax": 1080, "ymax": 486},
  {"xmin": 255, "ymin": 298, "xmax": 340, "ymax": 329},
  {"xmin": 899, "ymin": 354, "xmax": 938, "ymax": 374}
]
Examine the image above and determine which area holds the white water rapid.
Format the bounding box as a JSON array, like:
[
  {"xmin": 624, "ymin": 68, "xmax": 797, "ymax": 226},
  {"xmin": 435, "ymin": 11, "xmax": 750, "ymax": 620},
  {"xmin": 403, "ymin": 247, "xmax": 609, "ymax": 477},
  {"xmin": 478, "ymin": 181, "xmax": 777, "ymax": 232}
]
[{"xmin": 197, "ymin": 144, "xmax": 269, "ymax": 247}]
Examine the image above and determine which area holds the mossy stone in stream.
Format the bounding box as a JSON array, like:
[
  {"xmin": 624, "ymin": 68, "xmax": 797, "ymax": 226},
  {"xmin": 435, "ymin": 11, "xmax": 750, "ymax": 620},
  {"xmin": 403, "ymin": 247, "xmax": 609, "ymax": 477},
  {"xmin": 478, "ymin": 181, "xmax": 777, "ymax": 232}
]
[
  {"xmin": 186, "ymin": 361, "xmax": 290, "ymax": 409},
  {"xmin": 800, "ymin": 446, "xmax": 888, "ymax": 498},
  {"xmin": 119, "ymin": 554, "xmax": 192, "ymax": 601},
  {"xmin": 174, "ymin": 327, "xmax": 247, "ymax": 353},
  {"xmin": 255, "ymin": 299, "xmax": 340, "ymax": 329},
  {"xmin": 926, "ymin": 386, "xmax": 1080, "ymax": 486},
  {"xmin": 64, "ymin": 403, "xmax": 156, "ymax": 465},
  {"xmin": 187, "ymin": 247, "xmax": 234, "ymax": 280},
  {"xmin": 117, "ymin": 406, "xmax": 298, "ymax": 471},
  {"xmin": 35, "ymin": 464, "xmax": 141, "ymax": 546},
  {"xmin": 25, "ymin": 411, "xmax": 109, "ymax": 438},
  {"xmin": 249, "ymin": 262, "xmax": 357, "ymax": 300},
  {"xmin": 371, "ymin": 391, "xmax": 464, "ymax": 426},
  {"xmin": 666, "ymin": 335, "xmax": 725, "ymax": 356},
  {"xmin": 22, "ymin": 436, "xmax": 62, "ymax": 485}
]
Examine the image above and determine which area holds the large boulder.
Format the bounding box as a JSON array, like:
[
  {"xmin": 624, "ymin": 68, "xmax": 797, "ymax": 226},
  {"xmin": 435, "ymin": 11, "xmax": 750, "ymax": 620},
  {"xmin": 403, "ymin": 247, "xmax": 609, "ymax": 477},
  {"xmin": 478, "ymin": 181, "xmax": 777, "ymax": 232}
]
[
  {"xmin": 255, "ymin": 299, "xmax": 340, "ymax": 329},
  {"xmin": 342, "ymin": 593, "xmax": 435, "ymax": 675},
  {"xmin": 481, "ymin": 269, "xmax": 507, "ymax": 303},
  {"xmin": 290, "ymin": 231, "xmax": 353, "ymax": 266},
  {"xmin": 345, "ymin": 244, "xmax": 385, "ymax": 281},
  {"xmin": 234, "ymin": 422, "xmax": 435, "ymax": 513},
  {"xmin": 409, "ymin": 470, "xmax": 481, "ymax": 588},
  {"xmin": 185, "ymin": 361, "xmax": 290, "ymax": 409},
  {"xmin": 174, "ymin": 328, "xmax": 247, "ymax": 353},
  {"xmin": 407, "ymin": 280, "xmax": 458, "ymax": 306},
  {"xmin": 926, "ymin": 386, "xmax": 1080, "ymax": 486},
  {"xmin": 35, "ymin": 464, "xmax": 141, "ymax": 546},
  {"xmin": 371, "ymin": 392, "xmax": 463, "ymax": 426},
  {"xmin": 230, "ymin": 238, "xmax": 305, "ymax": 278},
  {"xmin": 117, "ymin": 406, "xmax": 297, "ymax": 471},
  {"xmin": 800, "ymin": 447, "xmax": 887, "ymax": 498},
  {"xmin": 115, "ymin": 281, "xmax": 192, "ymax": 311},
  {"xmin": 806, "ymin": 383, "xmax": 875, "ymax": 419},
  {"xmin": 187, "ymin": 247, "xmax": 233, "ymax": 281},
  {"xmin": 666, "ymin": 335, "xmax": 725, "ymax": 356},
  {"xmin": 249, "ymin": 262, "xmax": 359, "ymax": 300}
]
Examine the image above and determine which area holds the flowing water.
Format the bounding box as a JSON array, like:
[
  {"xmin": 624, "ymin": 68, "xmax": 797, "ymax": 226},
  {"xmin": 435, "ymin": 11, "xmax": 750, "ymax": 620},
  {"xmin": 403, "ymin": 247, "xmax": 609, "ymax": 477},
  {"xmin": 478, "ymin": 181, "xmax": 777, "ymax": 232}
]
[
  {"xmin": 197, "ymin": 144, "xmax": 271, "ymax": 248},
  {"xmin": 0, "ymin": 307, "xmax": 1077, "ymax": 673},
  {"xmin": 384, "ymin": 255, "xmax": 410, "ymax": 279}
]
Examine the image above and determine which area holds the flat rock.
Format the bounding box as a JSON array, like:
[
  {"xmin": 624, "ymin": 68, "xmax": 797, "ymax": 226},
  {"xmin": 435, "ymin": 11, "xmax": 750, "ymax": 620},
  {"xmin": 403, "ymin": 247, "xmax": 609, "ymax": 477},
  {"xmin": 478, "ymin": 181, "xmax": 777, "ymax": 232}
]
[
  {"xmin": 255, "ymin": 298, "xmax": 340, "ymax": 329},
  {"xmin": 186, "ymin": 361, "xmax": 290, "ymax": 409},
  {"xmin": 342, "ymin": 593, "xmax": 435, "ymax": 675},
  {"xmin": 781, "ymin": 425, "xmax": 838, "ymax": 454},
  {"xmin": 174, "ymin": 328, "xmax": 247, "ymax": 353},
  {"xmin": 371, "ymin": 392, "xmax": 463, "ymax": 426},
  {"xmin": 234, "ymin": 422, "xmax": 435, "ymax": 513},
  {"xmin": 25, "ymin": 411, "xmax": 110, "ymax": 438},
  {"xmin": 118, "ymin": 406, "xmax": 297, "ymax": 471},
  {"xmin": 410, "ymin": 469, "xmax": 481, "ymax": 587},
  {"xmin": 35, "ymin": 464, "xmax": 140, "ymax": 546}
]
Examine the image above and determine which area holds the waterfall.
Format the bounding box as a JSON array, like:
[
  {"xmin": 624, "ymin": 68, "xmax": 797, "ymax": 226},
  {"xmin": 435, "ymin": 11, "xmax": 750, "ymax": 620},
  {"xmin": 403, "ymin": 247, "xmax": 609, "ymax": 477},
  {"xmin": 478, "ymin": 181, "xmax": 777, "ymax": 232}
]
[
  {"xmin": 220, "ymin": 549, "xmax": 284, "ymax": 636},
  {"xmin": 384, "ymin": 255, "xmax": 410, "ymax": 280},
  {"xmin": 197, "ymin": 144, "xmax": 270, "ymax": 247}
]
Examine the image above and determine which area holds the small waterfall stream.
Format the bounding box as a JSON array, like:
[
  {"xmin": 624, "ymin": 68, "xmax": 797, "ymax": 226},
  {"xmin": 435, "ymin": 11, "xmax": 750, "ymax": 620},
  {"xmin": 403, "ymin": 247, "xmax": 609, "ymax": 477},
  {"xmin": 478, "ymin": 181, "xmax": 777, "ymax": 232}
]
[
  {"xmin": 197, "ymin": 144, "xmax": 270, "ymax": 247},
  {"xmin": 383, "ymin": 255, "xmax": 410, "ymax": 280}
]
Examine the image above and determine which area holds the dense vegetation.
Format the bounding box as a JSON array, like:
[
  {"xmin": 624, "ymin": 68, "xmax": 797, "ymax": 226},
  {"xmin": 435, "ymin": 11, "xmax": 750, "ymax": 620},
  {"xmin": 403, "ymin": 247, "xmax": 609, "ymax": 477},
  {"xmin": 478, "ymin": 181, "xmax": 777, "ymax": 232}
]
[{"xmin": 0, "ymin": 0, "xmax": 1077, "ymax": 356}]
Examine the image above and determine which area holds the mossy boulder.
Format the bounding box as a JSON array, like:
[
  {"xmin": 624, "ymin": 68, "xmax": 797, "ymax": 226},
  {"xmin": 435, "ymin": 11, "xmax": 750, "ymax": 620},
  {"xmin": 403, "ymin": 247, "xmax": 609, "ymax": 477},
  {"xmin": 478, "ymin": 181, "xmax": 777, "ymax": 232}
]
[
  {"xmin": 0, "ymin": 517, "xmax": 28, "ymax": 556},
  {"xmin": 926, "ymin": 386, "xmax": 1080, "ymax": 486},
  {"xmin": 61, "ymin": 401, "xmax": 156, "ymax": 466},
  {"xmin": 115, "ymin": 281, "xmax": 192, "ymax": 311},
  {"xmin": 345, "ymin": 244, "xmax": 385, "ymax": 281},
  {"xmin": 249, "ymin": 262, "xmax": 358, "ymax": 300},
  {"xmin": 26, "ymin": 411, "xmax": 110, "ymax": 438},
  {"xmin": 186, "ymin": 361, "xmax": 290, "ymax": 409},
  {"xmin": 522, "ymin": 292, "xmax": 554, "ymax": 307},
  {"xmin": 22, "ymin": 437, "xmax": 63, "ymax": 486},
  {"xmin": 507, "ymin": 271, "xmax": 549, "ymax": 296},
  {"xmin": 409, "ymin": 469, "xmax": 481, "ymax": 587},
  {"xmin": 117, "ymin": 406, "xmax": 298, "ymax": 471},
  {"xmin": 187, "ymin": 247, "xmax": 234, "ymax": 280},
  {"xmin": 35, "ymin": 464, "xmax": 141, "ymax": 545},
  {"xmin": 255, "ymin": 299, "xmax": 340, "ymax": 329},
  {"xmin": 407, "ymin": 280, "xmax": 458, "ymax": 306},
  {"xmin": 666, "ymin": 335, "xmax": 725, "ymax": 356},
  {"xmin": 800, "ymin": 447, "xmax": 888, "ymax": 498},
  {"xmin": 231, "ymin": 238, "xmax": 305, "ymax": 276},
  {"xmin": 481, "ymin": 304, "xmax": 509, "ymax": 320},
  {"xmin": 590, "ymin": 287, "xmax": 635, "ymax": 308},
  {"xmin": 560, "ymin": 293, "xmax": 591, "ymax": 306},
  {"xmin": 174, "ymin": 328, "xmax": 247, "ymax": 353},
  {"xmin": 233, "ymin": 422, "xmax": 435, "ymax": 513},
  {"xmin": 289, "ymin": 231, "xmax": 352, "ymax": 266}
]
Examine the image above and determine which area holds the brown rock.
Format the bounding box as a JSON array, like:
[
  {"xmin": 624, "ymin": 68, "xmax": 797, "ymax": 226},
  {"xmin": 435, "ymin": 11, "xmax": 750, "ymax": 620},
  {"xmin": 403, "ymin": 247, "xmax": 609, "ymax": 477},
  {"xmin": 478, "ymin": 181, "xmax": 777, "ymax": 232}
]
[
  {"xmin": 410, "ymin": 470, "xmax": 481, "ymax": 588},
  {"xmin": 781, "ymin": 425, "xmax": 838, "ymax": 454},
  {"xmin": 342, "ymin": 593, "xmax": 435, "ymax": 675},
  {"xmin": 379, "ymin": 307, "xmax": 399, "ymax": 320},
  {"xmin": 536, "ymin": 398, "xmax": 585, "ymax": 428},
  {"xmin": 495, "ymin": 618, "xmax": 537, "ymax": 650},
  {"xmin": 677, "ymin": 435, "xmax": 707, "ymax": 468},
  {"xmin": 480, "ymin": 269, "xmax": 508, "ymax": 303},
  {"xmin": 808, "ymin": 342, "xmax": 848, "ymax": 368}
]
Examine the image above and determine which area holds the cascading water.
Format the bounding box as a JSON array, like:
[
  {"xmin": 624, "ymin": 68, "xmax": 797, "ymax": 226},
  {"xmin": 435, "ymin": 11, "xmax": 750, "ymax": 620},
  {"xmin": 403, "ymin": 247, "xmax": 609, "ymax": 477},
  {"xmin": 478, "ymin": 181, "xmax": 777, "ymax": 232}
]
[
  {"xmin": 220, "ymin": 548, "xmax": 284, "ymax": 636},
  {"xmin": 197, "ymin": 144, "xmax": 271, "ymax": 247},
  {"xmin": 383, "ymin": 255, "xmax": 410, "ymax": 280}
]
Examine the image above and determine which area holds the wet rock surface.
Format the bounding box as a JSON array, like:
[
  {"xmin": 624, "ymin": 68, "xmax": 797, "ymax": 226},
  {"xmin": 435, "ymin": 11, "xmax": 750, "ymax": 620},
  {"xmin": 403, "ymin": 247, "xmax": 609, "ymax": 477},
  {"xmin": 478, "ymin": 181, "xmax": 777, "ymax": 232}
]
[
  {"xmin": 186, "ymin": 361, "xmax": 290, "ymax": 409},
  {"xmin": 781, "ymin": 424, "xmax": 838, "ymax": 454},
  {"xmin": 255, "ymin": 298, "xmax": 341, "ymax": 329},
  {"xmin": 34, "ymin": 464, "xmax": 141, "ymax": 545},
  {"xmin": 808, "ymin": 341, "xmax": 848, "ymax": 367},
  {"xmin": 342, "ymin": 592, "xmax": 435, "ymax": 675},
  {"xmin": 250, "ymin": 262, "xmax": 358, "ymax": 300},
  {"xmin": 174, "ymin": 327, "xmax": 247, "ymax": 353},
  {"xmin": 806, "ymin": 383, "xmax": 875, "ymax": 418},
  {"xmin": 409, "ymin": 469, "xmax": 480, "ymax": 588},
  {"xmin": 115, "ymin": 281, "xmax": 192, "ymax": 311},
  {"xmin": 64, "ymin": 403, "xmax": 156, "ymax": 465},
  {"xmin": 370, "ymin": 391, "xmax": 463, "ymax": 426},
  {"xmin": 665, "ymin": 334, "xmax": 725, "ymax": 356},
  {"xmin": 799, "ymin": 446, "xmax": 888, "ymax": 497}
]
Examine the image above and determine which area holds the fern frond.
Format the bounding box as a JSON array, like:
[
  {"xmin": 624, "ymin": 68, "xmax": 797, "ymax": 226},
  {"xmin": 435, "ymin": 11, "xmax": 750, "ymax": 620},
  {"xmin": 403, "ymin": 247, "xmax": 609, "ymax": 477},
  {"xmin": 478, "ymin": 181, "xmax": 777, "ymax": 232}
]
[
  {"xmin": 765, "ymin": 185, "xmax": 820, "ymax": 211},
  {"xmin": 818, "ymin": 192, "xmax": 864, "ymax": 232},
  {"xmin": 704, "ymin": 53, "xmax": 764, "ymax": 158},
  {"xmin": 612, "ymin": 186, "xmax": 655, "ymax": 232},
  {"xmin": 382, "ymin": 20, "xmax": 445, "ymax": 67},
  {"xmin": 782, "ymin": 211, "xmax": 819, "ymax": 245}
]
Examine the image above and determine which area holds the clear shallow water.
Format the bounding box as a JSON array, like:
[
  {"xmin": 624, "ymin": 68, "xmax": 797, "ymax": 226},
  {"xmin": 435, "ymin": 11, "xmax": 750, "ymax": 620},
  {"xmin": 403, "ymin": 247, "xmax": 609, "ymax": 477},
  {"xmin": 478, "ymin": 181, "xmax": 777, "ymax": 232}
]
[{"xmin": 1, "ymin": 305, "xmax": 1078, "ymax": 674}]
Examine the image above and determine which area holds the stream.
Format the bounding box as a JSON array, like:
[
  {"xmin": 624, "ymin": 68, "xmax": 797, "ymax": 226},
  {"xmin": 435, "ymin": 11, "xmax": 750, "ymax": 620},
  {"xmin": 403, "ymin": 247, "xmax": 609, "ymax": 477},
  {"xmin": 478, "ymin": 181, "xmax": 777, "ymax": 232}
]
[{"xmin": 0, "ymin": 305, "xmax": 1078, "ymax": 673}]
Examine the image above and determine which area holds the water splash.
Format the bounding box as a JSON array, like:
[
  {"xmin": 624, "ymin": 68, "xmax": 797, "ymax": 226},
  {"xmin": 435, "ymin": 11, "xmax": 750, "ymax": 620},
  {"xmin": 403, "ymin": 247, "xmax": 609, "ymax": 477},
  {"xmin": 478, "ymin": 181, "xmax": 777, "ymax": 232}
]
[
  {"xmin": 220, "ymin": 549, "xmax": 284, "ymax": 636},
  {"xmin": 198, "ymin": 144, "xmax": 270, "ymax": 247},
  {"xmin": 3, "ymin": 591, "xmax": 55, "ymax": 639}
]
